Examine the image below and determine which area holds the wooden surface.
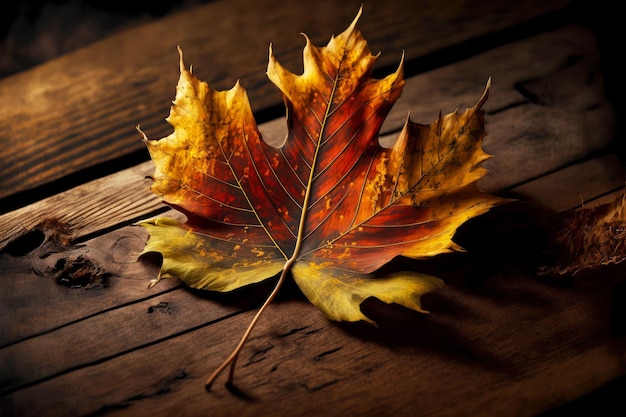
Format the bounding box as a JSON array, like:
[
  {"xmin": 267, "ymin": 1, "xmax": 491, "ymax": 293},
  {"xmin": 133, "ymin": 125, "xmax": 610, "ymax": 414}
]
[{"xmin": 1, "ymin": 0, "xmax": 625, "ymax": 416}]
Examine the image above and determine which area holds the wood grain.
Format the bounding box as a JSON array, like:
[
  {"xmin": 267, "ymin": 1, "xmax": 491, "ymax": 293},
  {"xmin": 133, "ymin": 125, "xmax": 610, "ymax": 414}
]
[
  {"xmin": 0, "ymin": 0, "xmax": 571, "ymax": 200},
  {"xmin": 2, "ymin": 263, "xmax": 623, "ymax": 417},
  {"xmin": 0, "ymin": 24, "xmax": 612, "ymax": 251},
  {"xmin": 1, "ymin": 1, "xmax": 624, "ymax": 416},
  {"xmin": 507, "ymin": 153, "xmax": 625, "ymax": 213},
  {"xmin": 1, "ymin": 148, "xmax": 623, "ymax": 399}
]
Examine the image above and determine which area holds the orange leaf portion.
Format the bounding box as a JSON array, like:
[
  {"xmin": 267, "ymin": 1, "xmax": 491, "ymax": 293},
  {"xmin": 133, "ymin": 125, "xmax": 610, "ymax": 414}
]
[{"xmin": 137, "ymin": 9, "xmax": 505, "ymax": 323}]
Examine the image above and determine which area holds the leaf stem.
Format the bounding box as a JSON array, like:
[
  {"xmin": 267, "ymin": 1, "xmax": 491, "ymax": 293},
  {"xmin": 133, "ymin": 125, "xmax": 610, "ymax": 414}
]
[{"xmin": 205, "ymin": 263, "xmax": 290, "ymax": 390}]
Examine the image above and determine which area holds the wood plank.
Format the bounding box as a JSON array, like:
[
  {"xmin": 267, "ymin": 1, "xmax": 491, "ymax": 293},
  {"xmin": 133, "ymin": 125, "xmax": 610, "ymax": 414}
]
[
  {"xmin": 575, "ymin": 187, "xmax": 626, "ymax": 208},
  {"xmin": 383, "ymin": 24, "xmax": 606, "ymax": 128},
  {"xmin": 0, "ymin": 0, "xmax": 572, "ymax": 201},
  {"xmin": 2, "ymin": 263, "xmax": 623, "ymax": 417},
  {"xmin": 0, "ymin": 287, "xmax": 243, "ymax": 395},
  {"xmin": 0, "ymin": 24, "xmax": 612, "ymax": 251},
  {"xmin": 1, "ymin": 2, "xmax": 624, "ymax": 415},
  {"xmin": 506, "ymin": 152, "xmax": 626, "ymax": 213},
  {"xmin": 1, "ymin": 150, "xmax": 623, "ymax": 397},
  {"xmin": 0, "ymin": 225, "xmax": 181, "ymax": 347},
  {"xmin": 0, "ymin": 163, "xmax": 159, "ymax": 252},
  {"xmin": 1, "ymin": 8, "xmax": 623, "ymax": 414}
]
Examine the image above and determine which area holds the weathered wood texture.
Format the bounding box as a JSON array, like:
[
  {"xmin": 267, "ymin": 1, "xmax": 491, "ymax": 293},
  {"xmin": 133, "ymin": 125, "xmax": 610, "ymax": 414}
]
[
  {"xmin": 1, "ymin": 180, "xmax": 624, "ymax": 417},
  {"xmin": 0, "ymin": 0, "xmax": 571, "ymax": 202},
  {"xmin": 0, "ymin": 24, "xmax": 613, "ymax": 250},
  {"xmin": 1, "ymin": 0, "xmax": 625, "ymax": 416}
]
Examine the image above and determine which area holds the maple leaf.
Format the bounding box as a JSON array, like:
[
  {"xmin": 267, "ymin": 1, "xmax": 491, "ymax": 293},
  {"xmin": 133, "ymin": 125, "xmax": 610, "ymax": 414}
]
[
  {"xmin": 539, "ymin": 186, "xmax": 626, "ymax": 276},
  {"xmin": 136, "ymin": 7, "xmax": 504, "ymax": 388}
]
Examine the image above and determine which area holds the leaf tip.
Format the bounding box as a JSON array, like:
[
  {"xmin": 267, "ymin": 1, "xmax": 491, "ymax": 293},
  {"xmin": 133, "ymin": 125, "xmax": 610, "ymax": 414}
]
[
  {"xmin": 266, "ymin": 42, "xmax": 280, "ymax": 77},
  {"xmin": 177, "ymin": 45, "xmax": 185, "ymax": 72},
  {"xmin": 365, "ymin": 317, "xmax": 379, "ymax": 328},
  {"xmin": 476, "ymin": 78, "xmax": 491, "ymax": 109},
  {"xmin": 338, "ymin": 3, "xmax": 363, "ymax": 41},
  {"xmin": 352, "ymin": 3, "xmax": 364, "ymax": 29},
  {"xmin": 395, "ymin": 49, "xmax": 405, "ymax": 80},
  {"xmin": 136, "ymin": 124, "xmax": 149, "ymax": 143}
]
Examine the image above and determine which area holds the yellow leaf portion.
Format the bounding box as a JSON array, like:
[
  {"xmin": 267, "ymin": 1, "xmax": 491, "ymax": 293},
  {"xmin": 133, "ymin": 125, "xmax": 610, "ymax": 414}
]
[
  {"xmin": 138, "ymin": 218, "xmax": 284, "ymax": 291},
  {"xmin": 139, "ymin": 47, "xmax": 277, "ymax": 243},
  {"xmin": 387, "ymin": 83, "xmax": 500, "ymax": 260},
  {"xmin": 292, "ymin": 262, "xmax": 443, "ymax": 324}
]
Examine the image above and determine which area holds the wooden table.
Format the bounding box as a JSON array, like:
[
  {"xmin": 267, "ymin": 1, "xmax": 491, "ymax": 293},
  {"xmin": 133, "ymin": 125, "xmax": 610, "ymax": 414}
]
[{"xmin": 1, "ymin": 0, "xmax": 625, "ymax": 416}]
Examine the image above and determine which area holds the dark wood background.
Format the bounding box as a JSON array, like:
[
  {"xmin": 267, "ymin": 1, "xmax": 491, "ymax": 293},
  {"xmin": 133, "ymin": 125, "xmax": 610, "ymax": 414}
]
[{"xmin": 1, "ymin": 1, "xmax": 625, "ymax": 416}]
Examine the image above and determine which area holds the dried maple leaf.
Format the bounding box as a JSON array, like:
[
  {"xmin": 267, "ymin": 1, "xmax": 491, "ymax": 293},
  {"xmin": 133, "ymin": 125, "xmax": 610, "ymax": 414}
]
[
  {"xmin": 136, "ymin": 8, "xmax": 504, "ymax": 388},
  {"xmin": 539, "ymin": 187, "xmax": 626, "ymax": 276}
]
